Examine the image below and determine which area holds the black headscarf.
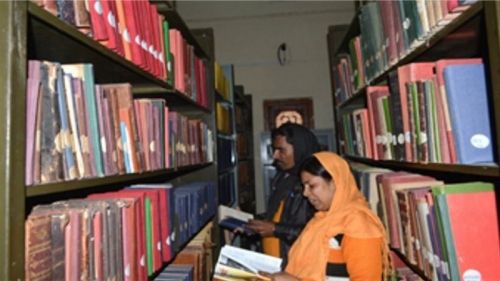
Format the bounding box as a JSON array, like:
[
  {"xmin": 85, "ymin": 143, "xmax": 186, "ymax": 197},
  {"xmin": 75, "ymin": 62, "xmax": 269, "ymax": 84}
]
[
  {"xmin": 266, "ymin": 123, "xmax": 321, "ymax": 218},
  {"xmin": 271, "ymin": 122, "xmax": 321, "ymax": 175}
]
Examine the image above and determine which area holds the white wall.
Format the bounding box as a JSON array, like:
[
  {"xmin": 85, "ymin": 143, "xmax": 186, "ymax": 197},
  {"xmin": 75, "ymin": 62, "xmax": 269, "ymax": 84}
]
[{"xmin": 177, "ymin": 1, "xmax": 355, "ymax": 213}]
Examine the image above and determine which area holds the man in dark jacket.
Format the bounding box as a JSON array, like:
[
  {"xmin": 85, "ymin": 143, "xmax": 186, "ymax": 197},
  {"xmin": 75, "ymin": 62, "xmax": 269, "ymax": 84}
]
[{"xmin": 247, "ymin": 122, "xmax": 321, "ymax": 266}]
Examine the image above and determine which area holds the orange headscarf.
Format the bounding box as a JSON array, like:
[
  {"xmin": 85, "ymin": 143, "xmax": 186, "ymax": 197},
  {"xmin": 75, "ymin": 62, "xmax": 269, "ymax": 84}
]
[{"xmin": 285, "ymin": 152, "xmax": 390, "ymax": 280}]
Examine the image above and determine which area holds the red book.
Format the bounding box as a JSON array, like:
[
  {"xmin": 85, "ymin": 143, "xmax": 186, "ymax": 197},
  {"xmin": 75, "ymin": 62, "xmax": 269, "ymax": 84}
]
[
  {"xmin": 129, "ymin": 185, "xmax": 172, "ymax": 262},
  {"xmin": 164, "ymin": 106, "xmax": 170, "ymax": 168},
  {"xmin": 121, "ymin": 0, "xmax": 143, "ymax": 67},
  {"xmin": 366, "ymin": 86, "xmax": 390, "ymax": 160},
  {"xmin": 115, "ymin": 0, "xmax": 132, "ymax": 60},
  {"xmin": 149, "ymin": 4, "xmax": 162, "ymax": 78},
  {"xmin": 443, "ymin": 183, "xmax": 500, "ymax": 280},
  {"xmin": 126, "ymin": 188, "xmax": 163, "ymax": 271},
  {"xmin": 87, "ymin": 0, "xmax": 108, "ymax": 41},
  {"xmin": 136, "ymin": 0, "xmax": 152, "ymax": 73},
  {"xmin": 116, "ymin": 190, "xmax": 148, "ymax": 281}
]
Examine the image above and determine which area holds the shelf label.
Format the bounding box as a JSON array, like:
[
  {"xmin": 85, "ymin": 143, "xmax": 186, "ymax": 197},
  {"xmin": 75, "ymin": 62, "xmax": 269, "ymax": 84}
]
[{"xmin": 471, "ymin": 134, "xmax": 490, "ymax": 149}]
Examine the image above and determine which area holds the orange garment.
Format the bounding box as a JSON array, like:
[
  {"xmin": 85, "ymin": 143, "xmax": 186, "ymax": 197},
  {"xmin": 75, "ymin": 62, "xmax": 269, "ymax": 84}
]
[
  {"xmin": 326, "ymin": 235, "xmax": 383, "ymax": 279},
  {"xmin": 285, "ymin": 152, "xmax": 390, "ymax": 281},
  {"xmin": 262, "ymin": 201, "xmax": 284, "ymax": 257}
]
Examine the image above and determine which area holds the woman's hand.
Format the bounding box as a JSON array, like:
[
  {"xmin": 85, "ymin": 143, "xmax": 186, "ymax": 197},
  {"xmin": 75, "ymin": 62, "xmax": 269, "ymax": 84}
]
[{"xmin": 246, "ymin": 219, "xmax": 276, "ymax": 237}]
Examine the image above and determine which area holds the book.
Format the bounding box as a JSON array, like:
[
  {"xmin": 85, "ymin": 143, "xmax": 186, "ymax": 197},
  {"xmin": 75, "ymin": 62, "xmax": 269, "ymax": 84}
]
[
  {"xmin": 214, "ymin": 245, "xmax": 282, "ymax": 281},
  {"xmin": 218, "ymin": 205, "xmax": 255, "ymax": 235},
  {"xmin": 434, "ymin": 182, "xmax": 500, "ymax": 280},
  {"xmin": 443, "ymin": 63, "xmax": 493, "ymax": 164}
]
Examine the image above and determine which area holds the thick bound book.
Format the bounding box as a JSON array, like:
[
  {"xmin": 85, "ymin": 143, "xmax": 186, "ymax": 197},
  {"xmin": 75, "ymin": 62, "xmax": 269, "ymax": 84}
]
[
  {"xmin": 214, "ymin": 245, "xmax": 282, "ymax": 281},
  {"xmin": 443, "ymin": 64, "xmax": 493, "ymax": 164},
  {"xmin": 433, "ymin": 182, "xmax": 500, "ymax": 281}
]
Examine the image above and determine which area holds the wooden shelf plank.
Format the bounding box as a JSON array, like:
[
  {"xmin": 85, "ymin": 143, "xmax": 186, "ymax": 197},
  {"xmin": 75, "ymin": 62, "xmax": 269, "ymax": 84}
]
[
  {"xmin": 346, "ymin": 156, "xmax": 500, "ymax": 178},
  {"xmin": 132, "ymin": 86, "xmax": 211, "ymax": 113},
  {"xmin": 26, "ymin": 163, "xmax": 213, "ymax": 197},
  {"xmin": 391, "ymin": 248, "xmax": 432, "ymax": 281}
]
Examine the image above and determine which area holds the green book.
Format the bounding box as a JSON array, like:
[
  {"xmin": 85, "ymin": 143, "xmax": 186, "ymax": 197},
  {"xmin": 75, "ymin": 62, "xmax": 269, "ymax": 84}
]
[
  {"xmin": 163, "ymin": 20, "xmax": 174, "ymax": 87},
  {"xmin": 144, "ymin": 198, "xmax": 153, "ymax": 275},
  {"xmin": 382, "ymin": 96, "xmax": 394, "ymax": 158}
]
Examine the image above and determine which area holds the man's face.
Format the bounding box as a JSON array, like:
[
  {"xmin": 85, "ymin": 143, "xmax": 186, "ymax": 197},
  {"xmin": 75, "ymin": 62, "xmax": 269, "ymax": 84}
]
[{"xmin": 272, "ymin": 135, "xmax": 295, "ymax": 171}]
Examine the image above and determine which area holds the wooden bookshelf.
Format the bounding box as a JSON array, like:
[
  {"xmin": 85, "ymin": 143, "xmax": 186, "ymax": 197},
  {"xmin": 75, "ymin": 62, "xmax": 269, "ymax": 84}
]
[
  {"xmin": 390, "ymin": 248, "xmax": 432, "ymax": 281},
  {"xmin": 28, "ymin": 3, "xmax": 168, "ymax": 88},
  {"xmin": 26, "ymin": 163, "xmax": 213, "ymax": 198},
  {"xmin": 234, "ymin": 85, "xmax": 256, "ymax": 213},
  {"xmin": 153, "ymin": 4, "xmax": 208, "ymax": 59},
  {"xmin": 0, "ymin": 1, "xmax": 219, "ymax": 279},
  {"xmin": 346, "ymin": 156, "xmax": 500, "ymax": 178},
  {"xmin": 328, "ymin": 0, "xmax": 500, "ymax": 279},
  {"xmin": 336, "ymin": 1, "xmax": 484, "ymax": 110}
]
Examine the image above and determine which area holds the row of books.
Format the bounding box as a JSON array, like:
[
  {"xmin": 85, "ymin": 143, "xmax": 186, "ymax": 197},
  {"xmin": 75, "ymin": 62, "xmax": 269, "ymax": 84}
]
[
  {"xmin": 25, "ymin": 60, "xmax": 213, "ymax": 186},
  {"xmin": 218, "ymin": 171, "xmax": 236, "ymax": 207},
  {"xmin": 152, "ymin": 264, "xmax": 194, "ymax": 281},
  {"xmin": 351, "ymin": 162, "xmax": 500, "ymax": 281},
  {"xmin": 216, "ymin": 102, "xmax": 234, "ymax": 134},
  {"xmin": 217, "ymin": 137, "xmax": 236, "ymax": 171},
  {"xmin": 160, "ymin": 222, "xmax": 215, "ymax": 281},
  {"xmin": 25, "ymin": 181, "xmax": 216, "ymax": 281},
  {"xmin": 32, "ymin": 0, "xmax": 209, "ymax": 107},
  {"xmin": 390, "ymin": 252, "xmax": 423, "ymax": 281},
  {"xmin": 334, "ymin": 0, "xmax": 476, "ymax": 101},
  {"xmin": 338, "ymin": 59, "xmax": 493, "ymax": 165}
]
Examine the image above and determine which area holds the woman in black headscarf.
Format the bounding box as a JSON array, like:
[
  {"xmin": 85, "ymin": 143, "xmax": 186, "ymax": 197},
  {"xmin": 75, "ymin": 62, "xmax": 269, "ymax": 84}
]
[{"xmin": 247, "ymin": 122, "xmax": 321, "ymax": 266}]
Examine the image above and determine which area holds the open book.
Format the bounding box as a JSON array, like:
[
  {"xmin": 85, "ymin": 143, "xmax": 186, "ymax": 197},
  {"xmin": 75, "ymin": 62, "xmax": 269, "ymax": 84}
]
[
  {"xmin": 214, "ymin": 245, "xmax": 283, "ymax": 281},
  {"xmin": 218, "ymin": 205, "xmax": 255, "ymax": 235}
]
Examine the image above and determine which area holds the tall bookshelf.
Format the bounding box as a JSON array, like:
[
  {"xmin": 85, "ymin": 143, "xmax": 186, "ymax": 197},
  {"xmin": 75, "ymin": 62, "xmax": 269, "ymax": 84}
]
[
  {"xmin": 0, "ymin": 1, "xmax": 218, "ymax": 279},
  {"xmin": 215, "ymin": 64, "xmax": 239, "ymax": 207},
  {"xmin": 328, "ymin": 1, "xmax": 500, "ymax": 280},
  {"xmin": 234, "ymin": 85, "xmax": 256, "ymax": 214}
]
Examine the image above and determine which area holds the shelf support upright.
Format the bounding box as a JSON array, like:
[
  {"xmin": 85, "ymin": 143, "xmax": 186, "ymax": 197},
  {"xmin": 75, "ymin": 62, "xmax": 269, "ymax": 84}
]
[
  {"xmin": 0, "ymin": 1, "xmax": 28, "ymax": 280},
  {"xmin": 484, "ymin": 1, "xmax": 500, "ymax": 163}
]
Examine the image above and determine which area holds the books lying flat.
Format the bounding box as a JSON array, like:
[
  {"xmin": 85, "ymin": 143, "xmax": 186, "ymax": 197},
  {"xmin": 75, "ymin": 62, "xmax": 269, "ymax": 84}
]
[
  {"xmin": 214, "ymin": 245, "xmax": 282, "ymax": 281},
  {"xmin": 218, "ymin": 205, "xmax": 255, "ymax": 235}
]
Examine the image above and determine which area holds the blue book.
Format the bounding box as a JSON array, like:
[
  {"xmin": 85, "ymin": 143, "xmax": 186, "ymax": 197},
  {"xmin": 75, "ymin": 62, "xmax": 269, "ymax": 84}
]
[
  {"xmin": 220, "ymin": 217, "xmax": 256, "ymax": 236},
  {"xmin": 444, "ymin": 64, "xmax": 494, "ymax": 164}
]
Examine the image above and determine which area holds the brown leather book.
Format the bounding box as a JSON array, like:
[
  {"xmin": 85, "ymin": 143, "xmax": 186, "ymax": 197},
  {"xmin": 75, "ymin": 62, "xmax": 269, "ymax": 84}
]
[
  {"xmin": 25, "ymin": 212, "xmax": 52, "ymax": 281},
  {"xmin": 71, "ymin": 77, "xmax": 94, "ymax": 178},
  {"xmin": 172, "ymin": 248, "xmax": 203, "ymax": 281},
  {"xmin": 102, "ymin": 85, "xmax": 125, "ymax": 174},
  {"xmin": 50, "ymin": 213, "xmax": 68, "ymax": 281},
  {"xmin": 88, "ymin": 193, "xmax": 140, "ymax": 281},
  {"xmin": 39, "ymin": 61, "xmax": 64, "ymax": 183},
  {"xmin": 35, "ymin": 201, "xmax": 90, "ymax": 281}
]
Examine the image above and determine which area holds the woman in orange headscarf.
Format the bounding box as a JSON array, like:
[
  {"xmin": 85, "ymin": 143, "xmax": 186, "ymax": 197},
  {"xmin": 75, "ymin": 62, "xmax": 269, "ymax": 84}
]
[{"xmin": 269, "ymin": 152, "xmax": 390, "ymax": 281}]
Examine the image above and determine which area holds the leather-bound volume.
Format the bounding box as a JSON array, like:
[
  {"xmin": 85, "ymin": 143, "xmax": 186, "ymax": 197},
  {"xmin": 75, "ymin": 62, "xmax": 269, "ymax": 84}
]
[
  {"xmin": 172, "ymin": 248, "xmax": 203, "ymax": 281},
  {"xmin": 39, "ymin": 61, "xmax": 63, "ymax": 183},
  {"xmin": 25, "ymin": 213, "xmax": 52, "ymax": 281},
  {"xmin": 50, "ymin": 213, "xmax": 68, "ymax": 281}
]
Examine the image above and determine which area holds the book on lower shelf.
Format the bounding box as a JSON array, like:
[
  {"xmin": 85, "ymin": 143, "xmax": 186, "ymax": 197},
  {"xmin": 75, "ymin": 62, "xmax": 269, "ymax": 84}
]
[{"xmin": 214, "ymin": 245, "xmax": 282, "ymax": 281}]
